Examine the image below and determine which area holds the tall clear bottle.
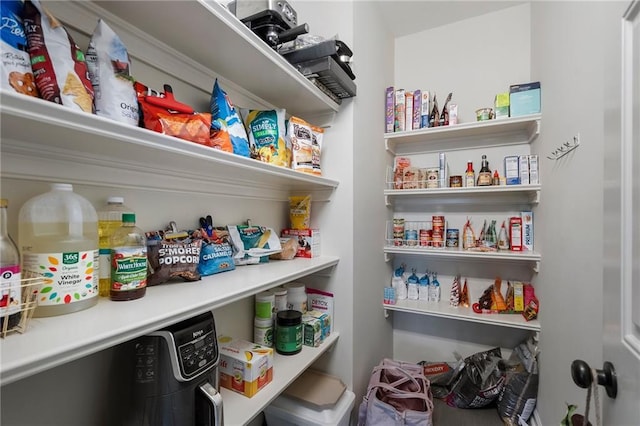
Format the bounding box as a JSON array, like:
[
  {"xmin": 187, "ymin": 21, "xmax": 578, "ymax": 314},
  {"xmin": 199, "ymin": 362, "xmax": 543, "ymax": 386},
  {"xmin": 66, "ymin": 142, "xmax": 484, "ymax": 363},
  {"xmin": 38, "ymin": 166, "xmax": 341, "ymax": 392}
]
[
  {"xmin": 97, "ymin": 197, "xmax": 133, "ymax": 297},
  {"xmin": 19, "ymin": 183, "xmax": 99, "ymax": 317},
  {"xmin": 110, "ymin": 213, "xmax": 147, "ymax": 301},
  {"xmin": 1, "ymin": 199, "xmax": 22, "ymax": 329}
]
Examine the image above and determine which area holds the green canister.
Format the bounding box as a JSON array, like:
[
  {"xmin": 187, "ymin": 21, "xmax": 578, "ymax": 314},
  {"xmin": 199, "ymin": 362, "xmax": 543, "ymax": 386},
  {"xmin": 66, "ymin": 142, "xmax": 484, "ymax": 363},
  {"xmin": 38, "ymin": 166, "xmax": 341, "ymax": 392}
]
[{"xmin": 275, "ymin": 310, "xmax": 302, "ymax": 355}]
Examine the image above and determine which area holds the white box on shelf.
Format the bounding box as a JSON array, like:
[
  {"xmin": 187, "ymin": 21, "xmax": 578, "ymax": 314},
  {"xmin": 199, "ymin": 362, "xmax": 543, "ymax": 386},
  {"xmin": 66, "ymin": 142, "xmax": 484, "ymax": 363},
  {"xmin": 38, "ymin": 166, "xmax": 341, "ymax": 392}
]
[
  {"xmin": 519, "ymin": 155, "xmax": 530, "ymax": 185},
  {"xmin": 504, "ymin": 156, "xmax": 519, "ymax": 185},
  {"xmin": 528, "ymin": 154, "xmax": 539, "ymax": 184},
  {"xmin": 521, "ymin": 211, "xmax": 534, "ymax": 251}
]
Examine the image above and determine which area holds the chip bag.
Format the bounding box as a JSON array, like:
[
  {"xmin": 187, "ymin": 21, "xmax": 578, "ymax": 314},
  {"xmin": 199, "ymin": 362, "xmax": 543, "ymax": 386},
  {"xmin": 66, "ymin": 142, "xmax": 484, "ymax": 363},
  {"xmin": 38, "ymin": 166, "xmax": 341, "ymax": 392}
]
[
  {"xmin": 227, "ymin": 225, "xmax": 282, "ymax": 265},
  {"xmin": 23, "ymin": 0, "xmax": 94, "ymax": 112},
  {"xmin": 86, "ymin": 19, "xmax": 138, "ymax": 125},
  {"xmin": 135, "ymin": 81, "xmax": 212, "ymax": 146},
  {"xmin": 1, "ymin": 0, "xmax": 38, "ymax": 97},
  {"xmin": 210, "ymin": 79, "xmax": 250, "ymax": 156},
  {"xmin": 146, "ymin": 228, "xmax": 202, "ymax": 286},
  {"xmin": 241, "ymin": 108, "xmax": 291, "ymax": 168}
]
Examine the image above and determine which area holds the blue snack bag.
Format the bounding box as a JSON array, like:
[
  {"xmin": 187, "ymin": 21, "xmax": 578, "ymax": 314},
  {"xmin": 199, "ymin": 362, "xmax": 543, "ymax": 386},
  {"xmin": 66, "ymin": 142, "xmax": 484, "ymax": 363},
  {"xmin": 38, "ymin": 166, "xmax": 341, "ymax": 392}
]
[
  {"xmin": 197, "ymin": 228, "xmax": 235, "ymax": 276},
  {"xmin": 210, "ymin": 79, "xmax": 250, "ymax": 157}
]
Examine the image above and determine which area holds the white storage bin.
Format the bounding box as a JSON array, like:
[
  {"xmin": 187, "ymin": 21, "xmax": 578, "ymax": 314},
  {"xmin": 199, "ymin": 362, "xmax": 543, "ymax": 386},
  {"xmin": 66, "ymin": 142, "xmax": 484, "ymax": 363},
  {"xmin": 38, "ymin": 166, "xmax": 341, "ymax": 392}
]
[{"xmin": 264, "ymin": 388, "xmax": 355, "ymax": 426}]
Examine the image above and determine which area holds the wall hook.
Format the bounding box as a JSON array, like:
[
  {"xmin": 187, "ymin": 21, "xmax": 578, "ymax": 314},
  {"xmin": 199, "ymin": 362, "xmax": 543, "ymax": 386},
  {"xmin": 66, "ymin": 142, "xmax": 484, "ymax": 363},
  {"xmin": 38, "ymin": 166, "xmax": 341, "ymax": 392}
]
[{"xmin": 547, "ymin": 135, "xmax": 580, "ymax": 160}]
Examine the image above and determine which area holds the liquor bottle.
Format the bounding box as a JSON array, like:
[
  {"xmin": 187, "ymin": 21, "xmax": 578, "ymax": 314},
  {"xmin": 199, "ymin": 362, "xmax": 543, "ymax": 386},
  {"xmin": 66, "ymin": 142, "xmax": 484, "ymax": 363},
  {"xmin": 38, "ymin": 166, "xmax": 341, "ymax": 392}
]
[
  {"xmin": 465, "ymin": 161, "xmax": 475, "ymax": 187},
  {"xmin": 0, "ymin": 199, "xmax": 21, "ymax": 329},
  {"xmin": 477, "ymin": 155, "xmax": 492, "ymax": 186}
]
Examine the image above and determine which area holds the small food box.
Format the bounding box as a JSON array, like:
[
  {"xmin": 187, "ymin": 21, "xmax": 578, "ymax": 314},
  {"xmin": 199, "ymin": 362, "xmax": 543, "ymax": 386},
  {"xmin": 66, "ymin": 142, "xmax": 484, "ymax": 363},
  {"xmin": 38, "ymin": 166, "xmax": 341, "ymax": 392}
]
[
  {"xmin": 218, "ymin": 336, "xmax": 273, "ymax": 398},
  {"xmin": 281, "ymin": 229, "xmax": 320, "ymax": 258},
  {"xmin": 302, "ymin": 313, "xmax": 322, "ymax": 347},
  {"xmin": 509, "ymin": 81, "xmax": 541, "ymax": 117}
]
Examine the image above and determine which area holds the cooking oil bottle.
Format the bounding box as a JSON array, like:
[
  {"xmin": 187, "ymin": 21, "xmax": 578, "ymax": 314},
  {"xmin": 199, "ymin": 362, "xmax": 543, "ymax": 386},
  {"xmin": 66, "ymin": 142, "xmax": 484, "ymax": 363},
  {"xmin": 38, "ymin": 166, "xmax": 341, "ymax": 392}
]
[
  {"xmin": 97, "ymin": 197, "xmax": 133, "ymax": 297},
  {"xmin": 19, "ymin": 183, "xmax": 99, "ymax": 317},
  {"xmin": 110, "ymin": 213, "xmax": 147, "ymax": 301}
]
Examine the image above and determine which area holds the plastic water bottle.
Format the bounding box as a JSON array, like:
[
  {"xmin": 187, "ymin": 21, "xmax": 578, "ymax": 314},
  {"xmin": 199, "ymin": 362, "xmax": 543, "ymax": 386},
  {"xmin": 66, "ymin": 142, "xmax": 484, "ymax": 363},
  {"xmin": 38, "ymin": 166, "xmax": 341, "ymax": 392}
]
[
  {"xmin": 19, "ymin": 183, "xmax": 99, "ymax": 317},
  {"xmin": 0, "ymin": 199, "xmax": 21, "ymax": 329},
  {"xmin": 97, "ymin": 197, "xmax": 133, "ymax": 297}
]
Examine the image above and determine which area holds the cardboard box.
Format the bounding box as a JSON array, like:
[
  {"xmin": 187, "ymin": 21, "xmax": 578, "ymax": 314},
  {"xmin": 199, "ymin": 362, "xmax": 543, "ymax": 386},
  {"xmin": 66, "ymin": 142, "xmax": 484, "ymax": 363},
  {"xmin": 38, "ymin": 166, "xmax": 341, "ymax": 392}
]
[
  {"xmin": 304, "ymin": 309, "xmax": 330, "ymax": 342},
  {"xmin": 385, "ymin": 87, "xmax": 394, "ymax": 133},
  {"xmin": 528, "ymin": 154, "xmax": 539, "ymax": 184},
  {"xmin": 509, "ymin": 82, "xmax": 541, "ymax": 117},
  {"xmin": 519, "ymin": 155, "xmax": 530, "ymax": 185},
  {"xmin": 420, "ymin": 91, "xmax": 430, "ymax": 128},
  {"xmin": 521, "ymin": 211, "xmax": 534, "ymax": 251},
  {"xmin": 494, "ymin": 92, "xmax": 510, "ymax": 119},
  {"xmin": 218, "ymin": 337, "xmax": 273, "ymax": 398},
  {"xmin": 412, "ymin": 90, "xmax": 421, "ymax": 130},
  {"xmin": 404, "ymin": 91, "xmax": 414, "ymax": 131},
  {"xmin": 281, "ymin": 229, "xmax": 320, "ymax": 258},
  {"xmin": 302, "ymin": 313, "xmax": 322, "ymax": 347},
  {"xmin": 394, "ymin": 89, "xmax": 405, "ymax": 132},
  {"xmin": 504, "ymin": 156, "xmax": 520, "ymax": 185},
  {"xmin": 509, "ymin": 217, "xmax": 523, "ymax": 251},
  {"xmin": 307, "ymin": 288, "xmax": 333, "ymax": 337},
  {"xmin": 513, "ymin": 282, "xmax": 524, "ymax": 312}
]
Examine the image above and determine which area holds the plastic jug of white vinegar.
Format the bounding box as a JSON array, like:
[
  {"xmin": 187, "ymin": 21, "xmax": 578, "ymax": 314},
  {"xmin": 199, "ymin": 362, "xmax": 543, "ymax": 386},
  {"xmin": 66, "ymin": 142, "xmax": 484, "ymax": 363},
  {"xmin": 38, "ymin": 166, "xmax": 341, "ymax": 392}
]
[{"xmin": 19, "ymin": 183, "xmax": 99, "ymax": 317}]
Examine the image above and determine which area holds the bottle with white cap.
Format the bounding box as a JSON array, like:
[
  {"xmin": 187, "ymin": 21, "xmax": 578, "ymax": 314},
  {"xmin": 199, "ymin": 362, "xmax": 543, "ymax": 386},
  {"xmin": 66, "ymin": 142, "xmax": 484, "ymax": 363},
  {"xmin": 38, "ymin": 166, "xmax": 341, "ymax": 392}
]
[
  {"xmin": 19, "ymin": 183, "xmax": 99, "ymax": 317},
  {"xmin": 97, "ymin": 196, "xmax": 133, "ymax": 297}
]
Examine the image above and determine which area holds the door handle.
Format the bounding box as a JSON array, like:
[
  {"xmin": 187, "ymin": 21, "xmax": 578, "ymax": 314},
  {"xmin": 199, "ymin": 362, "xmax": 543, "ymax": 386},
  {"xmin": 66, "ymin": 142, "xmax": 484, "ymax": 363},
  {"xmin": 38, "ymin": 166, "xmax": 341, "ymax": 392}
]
[{"xmin": 571, "ymin": 359, "xmax": 618, "ymax": 399}]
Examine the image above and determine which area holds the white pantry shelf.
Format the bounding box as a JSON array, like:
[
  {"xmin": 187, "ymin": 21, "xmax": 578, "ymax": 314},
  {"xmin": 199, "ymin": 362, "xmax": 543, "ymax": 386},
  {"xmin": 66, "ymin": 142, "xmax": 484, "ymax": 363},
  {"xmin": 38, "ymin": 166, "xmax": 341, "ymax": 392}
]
[
  {"xmin": 0, "ymin": 91, "xmax": 339, "ymax": 201},
  {"xmin": 384, "ymin": 246, "xmax": 541, "ymax": 270},
  {"xmin": 0, "ymin": 256, "xmax": 339, "ymax": 385},
  {"xmin": 221, "ymin": 332, "xmax": 340, "ymax": 426},
  {"xmin": 383, "ymin": 299, "xmax": 540, "ymax": 331},
  {"xmin": 385, "ymin": 114, "xmax": 541, "ymax": 155},
  {"xmin": 384, "ymin": 184, "xmax": 541, "ymax": 207}
]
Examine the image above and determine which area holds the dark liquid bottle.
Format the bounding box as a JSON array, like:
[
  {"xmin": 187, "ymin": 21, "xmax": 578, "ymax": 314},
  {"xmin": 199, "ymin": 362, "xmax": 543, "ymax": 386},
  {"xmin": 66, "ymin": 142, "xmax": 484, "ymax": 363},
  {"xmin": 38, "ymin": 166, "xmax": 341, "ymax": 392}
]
[
  {"xmin": 110, "ymin": 213, "xmax": 147, "ymax": 301},
  {"xmin": 477, "ymin": 155, "xmax": 492, "ymax": 186}
]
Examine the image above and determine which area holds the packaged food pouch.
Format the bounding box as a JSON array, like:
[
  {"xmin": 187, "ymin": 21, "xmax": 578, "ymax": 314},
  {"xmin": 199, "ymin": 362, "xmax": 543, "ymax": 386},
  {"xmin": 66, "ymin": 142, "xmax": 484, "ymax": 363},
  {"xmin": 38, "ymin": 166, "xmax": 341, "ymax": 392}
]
[
  {"xmin": 210, "ymin": 79, "xmax": 250, "ymax": 156},
  {"xmin": 197, "ymin": 228, "xmax": 235, "ymax": 276},
  {"xmin": 1, "ymin": 0, "xmax": 38, "ymax": 97},
  {"xmin": 288, "ymin": 116, "xmax": 314, "ymax": 174},
  {"xmin": 85, "ymin": 19, "xmax": 138, "ymax": 125},
  {"xmin": 23, "ymin": 0, "xmax": 94, "ymax": 112},
  {"xmin": 310, "ymin": 124, "xmax": 324, "ymax": 176},
  {"xmin": 209, "ymin": 118, "xmax": 234, "ymax": 152},
  {"xmin": 446, "ymin": 347, "xmax": 506, "ymax": 409},
  {"xmin": 146, "ymin": 228, "xmax": 202, "ymax": 286},
  {"xmin": 289, "ymin": 195, "xmax": 311, "ymax": 229},
  {"xmin": 135, "ymin": 81, "xmax": 212, "ymax": 146},
  {"xmin": 227, "ymin": 225, "xmax": 282, "ymax": 266},
  {"xmin": 241, "ymin": 108, "xmax": 291, "ymax": 168}
]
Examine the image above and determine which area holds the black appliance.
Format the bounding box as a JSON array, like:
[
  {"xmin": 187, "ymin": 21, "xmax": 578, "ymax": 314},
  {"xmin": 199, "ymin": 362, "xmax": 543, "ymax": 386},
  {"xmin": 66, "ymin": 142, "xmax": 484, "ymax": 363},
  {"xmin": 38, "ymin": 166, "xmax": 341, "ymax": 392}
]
[
  {"xmin": 231, "ymin": 0, "xmax": 309, "ymax": 48},
  {"xmin": 125, "ymin": 312, "xmax": 223, "ymax": 426}
]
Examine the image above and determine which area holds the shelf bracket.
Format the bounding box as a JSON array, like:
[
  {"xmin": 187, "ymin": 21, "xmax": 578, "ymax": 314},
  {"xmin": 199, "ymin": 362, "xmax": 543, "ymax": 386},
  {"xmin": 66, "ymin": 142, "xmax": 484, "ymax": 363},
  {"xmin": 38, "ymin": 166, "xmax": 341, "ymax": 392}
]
[
  {"xmin": 531, "ymin": 189, "xmax": 541, "ymax": 204},
  {"xmin": 528, "ymin": 119, "xmax": 541, "ymax": 143},
  {"xmin": 384, "ymin": 308, "xmax": 391, "ymax": 319},
  {"xmin": 384, "ymin": 252, "xmax": 393, "ymax": 262},
  {"xmin": 384, "ymin": 139, "xmax": 396, "ymax": 155},
  {"xmin": 533, "ymin": 260, "xmax": 540, "ymax": 273},
  {"xmin": 385, "ymin": 194, "xmax": 392, "ymax": 207}
]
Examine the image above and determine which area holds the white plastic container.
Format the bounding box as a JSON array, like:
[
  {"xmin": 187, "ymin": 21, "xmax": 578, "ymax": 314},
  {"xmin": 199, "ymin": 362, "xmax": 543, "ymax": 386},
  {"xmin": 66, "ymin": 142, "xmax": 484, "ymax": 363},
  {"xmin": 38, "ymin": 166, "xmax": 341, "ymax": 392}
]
[
  {"xmin": 255, "ymin": 290, "xmax": 275, "ymax": 319},
  {"xmin": 270, "ymin": 286, "xmax": 287, "ymax": 314},
  {"xmin": 253, "ymin": 316, "xmax": 273, "ymax": 347},
  {"xmin": 19, "ymin": 183, "xmax": 99, "ymax": 317},
  {"xmin": 264, "ymin": 389, "xmax": 355, "ymax": 426},
  {"xmin": 283, "ymin": 281, "xmax": 307, "ymax": 313}
]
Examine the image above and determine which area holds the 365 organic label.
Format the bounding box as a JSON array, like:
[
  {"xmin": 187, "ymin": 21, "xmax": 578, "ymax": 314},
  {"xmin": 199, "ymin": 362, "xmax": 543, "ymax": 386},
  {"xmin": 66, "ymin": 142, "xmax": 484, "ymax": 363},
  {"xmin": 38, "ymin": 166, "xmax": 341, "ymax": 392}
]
[{"xmin": 22, "ymin": 251, "xmax": 98, "ymax": 306}]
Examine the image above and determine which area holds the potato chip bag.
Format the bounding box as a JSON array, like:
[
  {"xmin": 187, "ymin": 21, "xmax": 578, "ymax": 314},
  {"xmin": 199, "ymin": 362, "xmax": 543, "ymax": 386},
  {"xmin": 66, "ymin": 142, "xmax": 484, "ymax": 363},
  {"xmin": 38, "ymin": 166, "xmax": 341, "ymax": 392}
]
[
  {"xmin": 241, "ymin": 108, "xmax": 291, "ymax": 168},
  {"xmin": 85, "ymin": 19, "xmax": 138, "ymax": 125},
  {"xmin": 23, "ymin": 0, "xmax": 94, "ymax": 112},
  {"xmin": 210, "ymin": 79, "xmax": 250, "ymax": 157},
  {"xmin": 1, "ymin": 0, "xmax": 38, "ymax": 97}
]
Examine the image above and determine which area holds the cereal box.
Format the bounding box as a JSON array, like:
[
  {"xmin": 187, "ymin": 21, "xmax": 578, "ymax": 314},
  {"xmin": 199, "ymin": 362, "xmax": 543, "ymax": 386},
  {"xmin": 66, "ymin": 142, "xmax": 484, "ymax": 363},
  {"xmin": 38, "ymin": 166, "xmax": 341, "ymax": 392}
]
[
  {"xmin": 405, "ymin": 91, "xmax": 414, "ymax": 131},
  {"xmin": 385, "ymin": 86, "xmax": 394, "ymax": 133},
  {"xmin": 307, "ymin": 288, "xmax": 333, "ymax": 337},
  {"xmin": 394, "ymin": 89, "xmax": 405, "ymax": 132},
  {"xmin": 281, "ymin": 228, "xmax": 320, "ymax": 258},
  {"xmin": 218, "ymin": 336, "xmax": 273, "ymax": 398}
]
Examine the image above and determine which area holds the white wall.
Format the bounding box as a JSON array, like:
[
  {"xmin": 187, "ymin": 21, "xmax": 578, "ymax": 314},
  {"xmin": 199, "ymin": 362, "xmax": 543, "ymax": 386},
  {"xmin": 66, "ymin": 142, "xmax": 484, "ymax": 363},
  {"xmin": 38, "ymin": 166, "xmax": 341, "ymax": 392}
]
[
  {"xmin": 394, "ymin": 4, "xmax": 531, "ymax": 124},
  {"xmin": 530, "ymin": 1, "xmax": 628, "ymax": 423}
]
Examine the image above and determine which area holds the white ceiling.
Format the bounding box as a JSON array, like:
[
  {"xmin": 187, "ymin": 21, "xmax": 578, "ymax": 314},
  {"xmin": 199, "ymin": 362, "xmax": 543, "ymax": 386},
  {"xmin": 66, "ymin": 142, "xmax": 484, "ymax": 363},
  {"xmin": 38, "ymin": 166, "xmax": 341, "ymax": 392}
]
[{"xmin": 374, "ymin": 1, "xmax": 527, "ymax": 38}]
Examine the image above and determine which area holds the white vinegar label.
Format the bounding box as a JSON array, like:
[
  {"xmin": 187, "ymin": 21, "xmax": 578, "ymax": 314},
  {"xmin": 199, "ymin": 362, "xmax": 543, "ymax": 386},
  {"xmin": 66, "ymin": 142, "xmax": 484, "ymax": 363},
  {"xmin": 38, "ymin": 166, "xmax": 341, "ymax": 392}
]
[{"xmin": 23, "ymin": 251, "xmax": 98, "ymax": 306}]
